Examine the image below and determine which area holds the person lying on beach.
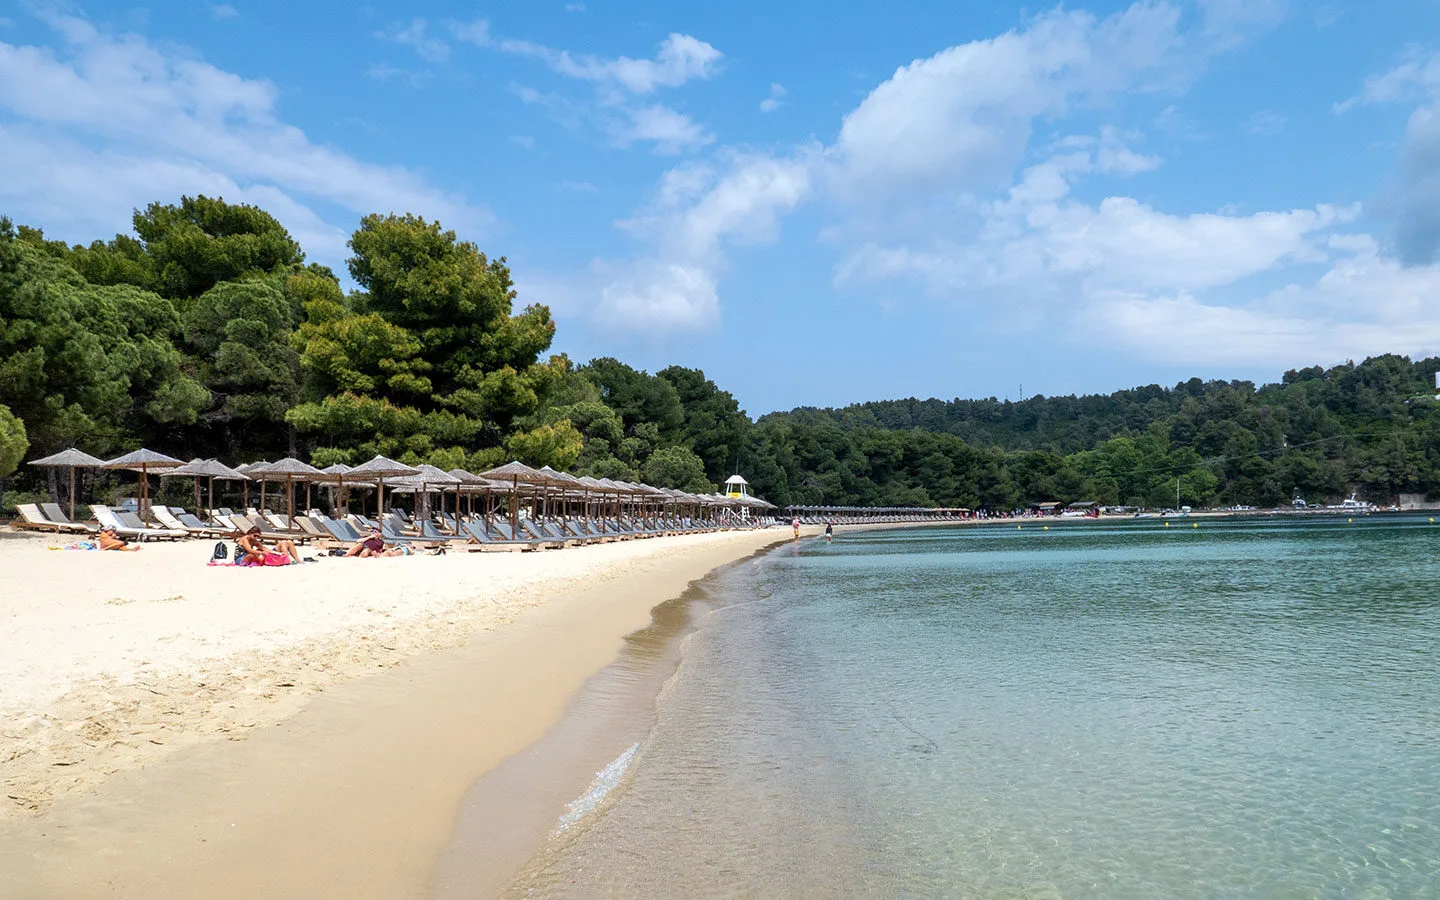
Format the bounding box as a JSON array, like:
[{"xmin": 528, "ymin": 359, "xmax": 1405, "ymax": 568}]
[
  {"xmin": 235, "ymin": 526, "xmax": 301, "ymax": 566},
  {"xmin": 98, "ymin": 527, "xmax": 139, "ymax": 552},
  {"xmin": 344, "ymin": 527, "xmax": 386, "ymax": 558}
]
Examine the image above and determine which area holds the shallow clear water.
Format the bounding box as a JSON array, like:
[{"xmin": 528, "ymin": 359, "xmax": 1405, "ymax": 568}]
[{"xmin": 507, "ymin": 517, "xmax": 1440, "ymax": 898}]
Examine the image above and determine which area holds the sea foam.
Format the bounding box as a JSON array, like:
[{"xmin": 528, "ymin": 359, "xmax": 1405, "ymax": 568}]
[{"xmin": 555, "ymin": 742, "xmax": 639, "ymax": 833}]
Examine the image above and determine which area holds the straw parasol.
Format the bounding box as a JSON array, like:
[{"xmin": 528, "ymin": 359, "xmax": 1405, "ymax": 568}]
[
  {"xmin": 256, "ymin": 457, "xmax": 322, "ymax": 521},
  {"xmin": 160, "ymin": 458, "xmax": 249, "ymax": 513},
  {"xmin": 235, "ymin": 461, "xmax": 270, "ymax": 508},
  {"xmin": 480, "ymin": 461, "xmax": 554, "ymax": 533},
  {"xmin": 103, "ymin": 448, "xmax": 184, "ymax": 521},
  {"xmin": 29, "ymin": 448, "xmax": 106, "ymax": 521},
  {"xmin": 346, "ymin": 456, "xmax": 420, "ymax": 520},
  {"xmin": 390, "ymin": 464, "xmax": 460, "ymax": 523},
  {"xmin": 310, "ymin": 463, "xmax": 356, "ymax": 516}
]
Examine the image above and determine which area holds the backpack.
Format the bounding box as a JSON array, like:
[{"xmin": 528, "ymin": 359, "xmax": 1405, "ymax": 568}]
[{"xmin": 211, "ymin": 542, "xmax": 228, "ymax": 562}]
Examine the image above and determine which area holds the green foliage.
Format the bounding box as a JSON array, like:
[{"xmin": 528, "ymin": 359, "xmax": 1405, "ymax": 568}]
[
  {"xmin": 0, "ymin": 402, "xmax": 28, "ymax": 479},
  {"xmin": 133, "ymin": 196, "xmax": 303, "ymax": 299},
  {"xmin": 505, "ymin": 420, "xmax": 584, "ymax": 470},
  {"xmin": 0, "ymin": 226, "xmax": 208, "ymax": 453},
  {"xmin": 183, "ymin": 279, "xmax": 301, "ymax": 429},
  {"xmin": 289, "ymin": 214, "xmax": 561, "ymax": 460},
  {"xmin": 642, "ymin": 445, "xmax": 714, "ymax": 492},
  {"xmin": 657, "ymin": 365, "xmax": 749, "ymax": 484}
]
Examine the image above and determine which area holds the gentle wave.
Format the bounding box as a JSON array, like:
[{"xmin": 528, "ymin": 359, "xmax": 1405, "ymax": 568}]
[{"xmin": 554, "ymin": 742, "xmax": 639, "ymax": 834}]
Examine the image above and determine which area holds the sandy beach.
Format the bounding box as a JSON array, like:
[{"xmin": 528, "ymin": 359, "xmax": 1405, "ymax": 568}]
[{"xmin": 0, "ymin": 525, "xmax": 799, "ymax": 898}]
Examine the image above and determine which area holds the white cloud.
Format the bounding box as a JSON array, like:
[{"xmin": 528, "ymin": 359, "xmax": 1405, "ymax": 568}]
[
  {"xmin": 1337, "ymin": 50, "xmax": 1440, "ymax": 263},
  {"xmin": 0, "ymin": 11, "xmax": 488, "ymax": 269},
  {"xmin": 375, "ymin": 18, "xmax": 449, "ymax": 64},
  {"xmin": 597, "ymin": 261, "xmax": 719, "ymax": 331},
  {"xmin": 365, "ymin": 62, "xmax": 428, "ymax": 86},
  {"xmin": 759, "ymin": 82, "xmax": 786, "ymax": 113},
  {"xmin": 499, "ymin": 32, "xmax": 721, "ymax": 95},
  {"xmin": 493, "ymin": 32, "xmax": 723, "ymax": 154},
  {"xmin": 447, "ymin": 18, "xmax": 491, "ymax": 48},
  {"xmin": 210, "ymin": 4, "xmax": 238, "ymax": 21},
  {"xmin": 613, "ymin": 104, "xmax": 712, "ymax": 153},
  {"xmin": 594, "ymin": 151, "xmax": 813, "ymax": 333},
  {"xmin": 1334, "ymin": 49, "xmax": 1440, "ymax": 113},
  {"xmin": 830, "ymin": 3, "xmax": 1186, "ymax": 199},
  {"xmin": 1246, "ymin": 109, "xmax": 1286, "ymax": 134},
  {"xmin": 1086, "ymin": 242, "xmax": 1440, "ymax": 366}
]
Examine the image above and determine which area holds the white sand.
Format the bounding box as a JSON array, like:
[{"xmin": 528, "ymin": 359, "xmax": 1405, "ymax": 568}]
[{"xmin": 0, "ymin": 526, "xmax": 790, "ymax": 820}]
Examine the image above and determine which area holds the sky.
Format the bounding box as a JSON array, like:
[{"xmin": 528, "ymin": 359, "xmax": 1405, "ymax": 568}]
[{"xmin": 3, "ymin": 1, "xmax": 1440, "ymax": 415}]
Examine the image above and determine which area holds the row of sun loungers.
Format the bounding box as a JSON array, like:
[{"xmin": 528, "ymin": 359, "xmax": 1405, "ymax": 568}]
[{"xmin": 14, "ymin": 501, "xmax": 763, "ymax": 552}]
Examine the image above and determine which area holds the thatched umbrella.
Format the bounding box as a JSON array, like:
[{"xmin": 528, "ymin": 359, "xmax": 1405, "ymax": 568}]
[
  {"xmin": 347, "ymin": 456, "xmax": 420, "ymax": 520},
  {"xmin": 28, "ymin": 448, "xmax": 106, "ymax": 521},
  {"xmin": 537, "ymin": 466, "xmax": 585, "ymax": 520},
  {"xmin": 257, "ymin": 457, "xmax": 322, "ymax": 522},
  {"xmin": 480, "ymin": 461, "xmax": 554, "ymax": 534},
  {"xmin": 311, "ymin": 464, "xmax": 356, "ymax": 516},
  {"xmin": 235, "ymin": 461, "xmax": 271, "ymax": 509},
  {"xmin": 390, "ymin": 464, "xmax": 460, "ymax": 524},
  {"xmin": 160, "ymin": 458, "xmax": 250, "ymax": 513},
  {"xmin": 446, "ymin": 469, "xmax": 486, "ymax": 523},
  {"xmin": 103, "ymin": 448, "xmax": 183, "ymax": 522}
]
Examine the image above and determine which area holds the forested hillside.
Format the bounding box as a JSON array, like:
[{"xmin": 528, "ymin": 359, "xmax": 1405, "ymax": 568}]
[{"xmin": 2, "ymin": 196, "xmax": 1437, "ymax": 513}]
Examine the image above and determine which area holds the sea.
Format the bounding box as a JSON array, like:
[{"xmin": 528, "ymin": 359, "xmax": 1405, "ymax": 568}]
[{"xmin": 478, "ymin": 516, "xmax": 1440, "ymax": 898}]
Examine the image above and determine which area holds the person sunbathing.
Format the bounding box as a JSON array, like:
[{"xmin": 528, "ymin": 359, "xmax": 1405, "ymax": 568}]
[
  {"xmin": 344, "ymin": 527, "xmax": 386, "ymax": 558},
  {"xmin": 98, "ymin": 527, "xmax": 139, "ymax": 552},
  {"xmin": 236, "ymin": 525, "xmax": 301, "ymax": 566}
]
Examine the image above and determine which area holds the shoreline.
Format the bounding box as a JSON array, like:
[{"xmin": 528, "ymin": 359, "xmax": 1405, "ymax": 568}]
[{"xmin": 0, "ymin": 526, "xmax": 804, "ymax": 899}]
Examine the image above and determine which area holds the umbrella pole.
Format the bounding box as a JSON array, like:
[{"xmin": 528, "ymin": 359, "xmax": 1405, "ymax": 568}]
[
  {"xmin": 194, "ymin": 476, "xmax": 201, "ymax": 513},
  {"xmin": 68, "ymin": 468, "xmax": 76, "ymax": 522},
  {"xmin": 208, "ymin": 476, "xmax": 215, "ymax": 512},
  {"xmin": 511, "ymin": 475, "xmax": 519, "ymax": 534},
  {"xmin": 306, "ymin": 481, "xmax": 312, "ymax": 514}
]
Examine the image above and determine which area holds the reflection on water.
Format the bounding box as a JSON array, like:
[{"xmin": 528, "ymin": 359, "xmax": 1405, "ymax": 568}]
[{"xmin": 505, "ymin": 516, "xmax": 1440, "ymax": 898}]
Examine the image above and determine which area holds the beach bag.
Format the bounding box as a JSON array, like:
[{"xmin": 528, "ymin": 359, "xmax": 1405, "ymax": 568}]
[{"xmin": 211, "ymin": 542, "xmax": 227, "ymax": 562}]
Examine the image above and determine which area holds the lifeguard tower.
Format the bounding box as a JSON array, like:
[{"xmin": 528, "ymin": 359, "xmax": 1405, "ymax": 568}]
[{"xmin": 725, "ymin": 474, "xmax": 750, "ymax": 521}]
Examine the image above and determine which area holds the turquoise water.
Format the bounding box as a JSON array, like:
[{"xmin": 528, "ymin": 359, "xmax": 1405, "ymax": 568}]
[{"xmin": 507, "ymin": 518, "xmax": 1440, "ymax": 898}]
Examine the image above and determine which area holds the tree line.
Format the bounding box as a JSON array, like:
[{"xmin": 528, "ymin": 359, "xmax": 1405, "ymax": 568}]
[{"xmin": 2, "ymin": 195, "xmax": 1437, "ymax": 513}]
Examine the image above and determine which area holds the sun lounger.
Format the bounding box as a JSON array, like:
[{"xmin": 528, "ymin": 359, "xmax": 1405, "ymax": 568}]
[
  {"xmin": 153, "ymin": 506, "xmax": 226, "ymax": 536},
  {"xmin": 111, "ymin": 508, "xmax": 187, "ymax": 539},
  {"xmin": 418, "ymin": 521, "xmax": 468, "ymax": 543},
  {"xmin": 237, "ymin": 514, "xmax": 310, "ymax": 543},
  {"xmin": 460, "ymin": 521, "xmax": 536, "ymax": 552},
  {"xmin": 15, "ymin": 503, "xmax": 86, "ymax": 533},
  {"xmin": 91, "ymin": 506, "xmax": 182, "ymax": 541},
  {"xmin": 39, "ymin": 503, "xmax": 99, "ymax": 533}
]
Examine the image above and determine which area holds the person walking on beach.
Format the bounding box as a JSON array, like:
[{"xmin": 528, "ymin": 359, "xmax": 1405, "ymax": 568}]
[{"xmin": 792, "ymin": 516, "xmax": 801, "ymax": 540}]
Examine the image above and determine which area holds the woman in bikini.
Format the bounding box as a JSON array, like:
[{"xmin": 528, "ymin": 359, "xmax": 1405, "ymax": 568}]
[
  {"xmin": 344, "ymin": 527, "xmax": 386, "ymax": 558},
  {"xmin": 236, "ymin": 526, "xmax": 302, "ymax": 566}
]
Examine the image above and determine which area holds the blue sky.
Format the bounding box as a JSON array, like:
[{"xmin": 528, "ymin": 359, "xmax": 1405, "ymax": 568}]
[{"xmin": 3, "ymin": 1, "xmax": 1440, "ymax": 414}]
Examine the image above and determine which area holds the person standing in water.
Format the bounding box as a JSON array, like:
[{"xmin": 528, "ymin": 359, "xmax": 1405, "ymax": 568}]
[
  {"xmin": 792, "ymin": 516, "xmax": 801, "ymax": 540},
  {"xmin": 825, "ymin": 521, "xmax": 834, "ymax": 543}
]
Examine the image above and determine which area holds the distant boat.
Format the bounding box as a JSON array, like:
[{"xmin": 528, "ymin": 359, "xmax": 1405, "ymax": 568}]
[
  {"xmin": 1132, "ymin": 512, "xmax": 1156, "ymax": 519},
  {"xmin": 1327, "ymin": 493, "xmax": 1373, "ymax": 512}
]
